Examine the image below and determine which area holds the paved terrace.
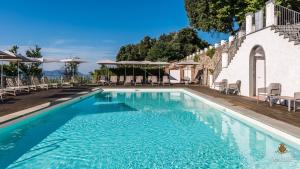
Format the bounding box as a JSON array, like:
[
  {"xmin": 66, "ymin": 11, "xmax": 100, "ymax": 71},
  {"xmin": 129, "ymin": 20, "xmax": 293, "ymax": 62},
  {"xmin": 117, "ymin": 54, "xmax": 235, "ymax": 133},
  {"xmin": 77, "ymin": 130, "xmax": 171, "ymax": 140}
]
[{"xmin": 1, "ymin": 85, "xmax": 300, "ymax": 129}]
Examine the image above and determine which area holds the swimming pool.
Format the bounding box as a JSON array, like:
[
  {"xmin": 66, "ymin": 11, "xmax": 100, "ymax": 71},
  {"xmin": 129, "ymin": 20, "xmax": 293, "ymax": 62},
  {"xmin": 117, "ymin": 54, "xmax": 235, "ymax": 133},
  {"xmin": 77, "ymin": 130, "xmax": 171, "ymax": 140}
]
[{"xmin": 0, "ymin": 89, "xmax": 300, "ymax": 168}]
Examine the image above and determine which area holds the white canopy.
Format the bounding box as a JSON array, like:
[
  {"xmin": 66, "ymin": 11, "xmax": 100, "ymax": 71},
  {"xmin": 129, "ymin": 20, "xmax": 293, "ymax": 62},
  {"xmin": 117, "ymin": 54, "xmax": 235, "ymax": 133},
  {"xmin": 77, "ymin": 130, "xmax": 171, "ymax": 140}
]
[
  {"xmin": 38, "ymin": 58, "xmax": 61, "ymax": 63},
  {"xmin": 116, "ymin": 60, "xmax": 170, "ymax": 66},
  {"xmin": 60, "ymin": 58, "xmax": 87, "ymax": 63},
  {"xmin": 177, "ymin": 60, "xmax": 200, "ymax": 65},
  {"xmin": 0, "ymin": 50, "xmax": 22, "ymax": 61},
  {"xmin": 116, "ymin": 61, "xmax": 142, "ymax": 65},
  {"xmin": 149, "ymin": 61, "xmax": 170, "ymax": 66},
  {"xmin": 96, "ymin": 59, "xmax": 117, "ymax": 65}
]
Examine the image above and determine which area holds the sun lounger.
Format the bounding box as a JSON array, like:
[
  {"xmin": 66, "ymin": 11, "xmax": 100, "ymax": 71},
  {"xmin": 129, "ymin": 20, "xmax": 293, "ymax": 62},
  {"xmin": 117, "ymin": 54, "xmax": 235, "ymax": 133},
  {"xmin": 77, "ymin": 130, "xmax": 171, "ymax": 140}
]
[
  {"xmin": 135, "ymin": 76, "xmax": 143, "ymax": 86},
  {"xmin": 72, "ymin": 76, "xmax": 81, "ymax": 86},
  {"xmin": 151, "ymin": 76, "xmax": 158, "ymax": 86},
  {"xmin": 61, "ymin": 77, "xmax": 73, "ymax": 88},
  {"xmin": 98, "ymin": 75, "xmax": 108, "ymax": 86},
  {"xmin": 32, "ymin": 77, "xmax": 48, "ymax": 90},
  {"xmin": 124, "ymin": 76, "xmax": 133, "ymax": 86},
  {"xmin": 42, "ymin": 77, "xmax": 58, "ymax": 88},
  {"xmin": 257, "ymin": 83, "xmax": 281, "ymax": 104},
  {"xmin": 16, "ymin": 78, "xmax": 36, "ymax": 91},
  {"xmin": 226, "ymin": 80, "xmax": 241, "ymax": 95},
  {"xmin": 147, "ymin": 76, "xmax": 152, "ymax": 84},
  {"xmin": 0, "ymin": 89, "xmax": 5, "ymax": 102},
  {"xmin": 109, "ymin": 76, "xmax": 118, "ymax": 86},
  {"xmin": 119, "ymin": 76, "xmax": 124, "ymax": 85},
  {"xmin": 162, "ymin": 76, "xmax": 170, "ymax": 86},
  {"xmin": 5, "ymin": 77, "xmax": 30, "ymax": 95}
]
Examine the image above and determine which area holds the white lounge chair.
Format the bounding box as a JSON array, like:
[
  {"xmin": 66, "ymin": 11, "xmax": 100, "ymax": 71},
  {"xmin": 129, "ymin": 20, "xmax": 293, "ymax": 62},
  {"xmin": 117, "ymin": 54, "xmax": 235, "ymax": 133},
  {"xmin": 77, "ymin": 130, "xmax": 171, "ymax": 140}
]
[
  {"xmin": 5, "ymin": 77, "xmax": 30, "ymax": 95},
  {"xmin": 135, "ymin": 76, "xmax": 143, "ymax": 86},
  {"xmin": 151, "ymin": 76, "xmax": 158, "ymax": 86},
  {"xmin": 16, "ymin": 78, "xmax": 36, "ymax": 91},
  {"xmin": 226, "ymin": 80, "xmax": 241, "ymax": 95},
  {"xmin": 124, "ymin": 76, "xmax": 133, "ymax": 86},
  {"xmin": 257, "ymin": 83, "xmax": 281, "ymax": 104},
  {"xmin": 119, "ymin": 76, "xmax": 124, "ymax": 85},
  {"xmin": 147, "ymin": 76, "xmax": 152, "ymax": 84},
  {"xmin": 61, "ymin": 77, "xmax": 73, "ymax": 88},
  {"xmin": 109, "ymin": 76, "xmax": 118, "ymax": 86},
  {"xmin": 162, "ymin": 76, "xmax": 170, "ymax": 86},
  {"xmin": 42, "ymin": 77, "xmax": 58, "ymax": 88},
  {"xmin": 214, "ymin": 79, "xmax": 228, "ymax": 93},
  {"xmin": 0, "ymin": 89, "xmax": 5, "ymax": 102},
  {"xmin": 98, "ymin": 75, "xmax": 108, "ymax": 86},
  {"xmin": 32, "ymin": 77, "xmax": 48, "ymax": 90}
]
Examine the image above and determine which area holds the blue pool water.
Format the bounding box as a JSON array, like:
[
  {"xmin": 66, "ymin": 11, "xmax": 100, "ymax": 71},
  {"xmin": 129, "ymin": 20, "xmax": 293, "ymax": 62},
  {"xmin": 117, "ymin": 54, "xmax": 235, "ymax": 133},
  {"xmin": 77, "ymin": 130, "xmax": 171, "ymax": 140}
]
[{"xmin": 1, "ymin": 90, "xmax": 300, "ymax": 168}]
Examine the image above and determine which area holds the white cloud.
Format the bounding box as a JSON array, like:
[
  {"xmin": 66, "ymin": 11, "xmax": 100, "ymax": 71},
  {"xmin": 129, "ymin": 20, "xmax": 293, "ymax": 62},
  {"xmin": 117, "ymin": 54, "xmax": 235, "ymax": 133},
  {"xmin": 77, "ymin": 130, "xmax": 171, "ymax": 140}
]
[{"xmin": 53, "ymin": 39, "xmax": 66, "ymax": 45}]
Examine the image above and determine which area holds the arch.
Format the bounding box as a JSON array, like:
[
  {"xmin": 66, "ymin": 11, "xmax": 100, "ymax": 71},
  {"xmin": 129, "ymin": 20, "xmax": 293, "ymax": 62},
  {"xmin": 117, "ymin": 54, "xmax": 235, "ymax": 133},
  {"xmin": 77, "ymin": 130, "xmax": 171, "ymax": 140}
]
[{"xmin": 249, "ymin": 45, "xmax": 266, "ymax": 96}]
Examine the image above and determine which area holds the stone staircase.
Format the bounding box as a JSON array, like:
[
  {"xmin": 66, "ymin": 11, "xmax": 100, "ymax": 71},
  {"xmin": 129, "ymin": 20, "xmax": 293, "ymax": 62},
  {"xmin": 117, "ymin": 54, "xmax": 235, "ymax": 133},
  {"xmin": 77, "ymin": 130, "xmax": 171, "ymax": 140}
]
[
  {"xmin": 213, "ymin": 36, "xmax": 246, "ymax": 82},
  {"xmin": 272, "ymin": 24, "xmax": 300, "ymax": 45}
]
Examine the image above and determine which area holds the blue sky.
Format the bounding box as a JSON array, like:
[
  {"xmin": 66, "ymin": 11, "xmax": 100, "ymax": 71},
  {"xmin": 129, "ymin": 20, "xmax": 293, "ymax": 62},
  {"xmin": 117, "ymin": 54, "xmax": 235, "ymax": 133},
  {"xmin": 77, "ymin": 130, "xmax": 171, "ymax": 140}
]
[{"xmin": 0, "ymin": 0, "xmax": 229, "ymax": 73}]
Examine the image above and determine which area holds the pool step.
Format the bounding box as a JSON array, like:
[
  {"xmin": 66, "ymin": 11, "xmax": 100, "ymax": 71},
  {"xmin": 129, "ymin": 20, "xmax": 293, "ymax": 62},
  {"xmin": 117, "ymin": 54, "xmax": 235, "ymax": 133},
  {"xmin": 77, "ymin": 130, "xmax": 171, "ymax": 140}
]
[{"xmin": 93, "ymin": 101, "xmax": 121, "ymax": 106}]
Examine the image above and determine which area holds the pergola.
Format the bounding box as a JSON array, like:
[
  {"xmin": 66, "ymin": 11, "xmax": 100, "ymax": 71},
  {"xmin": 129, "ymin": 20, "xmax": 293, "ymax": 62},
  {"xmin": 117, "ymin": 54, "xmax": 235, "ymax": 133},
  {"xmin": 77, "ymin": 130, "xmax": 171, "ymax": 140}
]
[
  {"xmin": 177, "ymin": 60, "xmax": 201, "ymax": 82},
  {"xmin": 96, "ymin": 60, "xmax": 170, "ymax": 82},
  {"xmin": 96, "ymin": 59, "xmax": 118, "ymax": 79}
]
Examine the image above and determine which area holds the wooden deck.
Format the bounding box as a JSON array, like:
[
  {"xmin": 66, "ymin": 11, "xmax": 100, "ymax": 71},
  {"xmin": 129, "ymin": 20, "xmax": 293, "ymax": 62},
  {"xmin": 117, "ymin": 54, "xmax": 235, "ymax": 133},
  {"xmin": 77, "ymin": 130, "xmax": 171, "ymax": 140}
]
[
  {"xmin": 1, "ymin": 85, "xmax": 300, "ymax": 129},
  {"xmin": 186, "ymin": 86, "xmax": 300, "ymax": 128},
  {"xmin": 0, "ymin": 87, "xmax": 93, "ymax": 117}
]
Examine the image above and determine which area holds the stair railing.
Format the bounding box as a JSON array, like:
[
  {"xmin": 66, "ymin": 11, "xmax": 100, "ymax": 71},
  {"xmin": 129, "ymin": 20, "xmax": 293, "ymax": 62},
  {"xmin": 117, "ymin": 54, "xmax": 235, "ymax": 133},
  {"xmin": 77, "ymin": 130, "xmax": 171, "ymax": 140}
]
[
  {"xmin": 212, "ymin": 35, "xmax": 246, "ymax": 82},
  {"xmin": 275, "ymin": 4, "xmax": 300, "ymax": 26}
]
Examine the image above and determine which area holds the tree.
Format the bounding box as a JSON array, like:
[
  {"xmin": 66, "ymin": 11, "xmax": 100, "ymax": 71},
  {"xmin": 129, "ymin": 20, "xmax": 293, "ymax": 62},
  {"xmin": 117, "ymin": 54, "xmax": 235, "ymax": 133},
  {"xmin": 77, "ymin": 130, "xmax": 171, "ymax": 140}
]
[
  {"xmin": 138, "ymin": 36, "xmax": 155, "ymax": 59},
  {"xmin": 64, "ymin": 62, "xmax": 79, "ymax": 78},
  {"xmin": 10, "ymin": 45, "xmax": 19, "ymax": 54},
  {"xmin": 21, "ymin": 45, "xmax": 43, "ymax": 78},
  {"xmin": 3, "ymin": 45, "xmax": 19, "ymax": 76},
  {"xmin": 116, "ymin": 28, "xmax": 209, "ymax": 62},
  {"xmin": 175, "ymin": 28, "xmax": 208, "ymax": 56},
  {"xmin": 116, "ymin": 44, "xmax": 141, "ymax": 61},
  {"xmin": 185, "ymin": 0, "xmax": 300, "ymax": 34}
]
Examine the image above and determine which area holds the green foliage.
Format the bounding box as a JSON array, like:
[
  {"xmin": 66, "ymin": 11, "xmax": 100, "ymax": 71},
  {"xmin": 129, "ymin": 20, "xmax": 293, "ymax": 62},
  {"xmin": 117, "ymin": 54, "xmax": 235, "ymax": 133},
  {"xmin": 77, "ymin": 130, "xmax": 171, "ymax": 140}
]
[
  {"xmin": 3, "ymin": 45, "xmax": 44, "ymax": 79},
  {"xmin": 194, "ymin": 55, "xmax": 200, "ymax": 62},
  {"xmin": 23, "ymin": 45, "xmax": 43, "ymax": 78},
  {"xmin": 206, "ymin": 48, "xmax": 216, "ymax": 59},
  {"xmin": 3, "ymin": 45, "xmax": 19, "ymax": 76},
  {"xmin": 63, "ymin": 59, "xmax": 80, "ymax": 78},
  {"xmin": 116, "ymin": 28, "xmax": 209, "ymax": 62},
  {"xmin": 185, "ymin": 0, "xmax": 300, "ymax": 34}
]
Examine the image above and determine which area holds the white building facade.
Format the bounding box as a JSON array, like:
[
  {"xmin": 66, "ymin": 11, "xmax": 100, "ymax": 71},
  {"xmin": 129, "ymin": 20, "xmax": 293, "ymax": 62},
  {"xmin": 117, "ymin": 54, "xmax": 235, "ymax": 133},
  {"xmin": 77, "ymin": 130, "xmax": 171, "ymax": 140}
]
[{"xmin": 212, "ymin": 0, "xmax": 300, "ymax": 97}]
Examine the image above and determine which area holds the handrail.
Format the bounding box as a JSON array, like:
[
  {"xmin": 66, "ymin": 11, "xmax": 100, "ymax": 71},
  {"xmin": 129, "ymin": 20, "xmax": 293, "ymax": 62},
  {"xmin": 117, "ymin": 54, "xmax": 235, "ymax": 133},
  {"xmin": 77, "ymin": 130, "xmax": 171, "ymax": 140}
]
[
  {"xmin": 275, "ymin": 4, "xmax": 300, "ymax": 25},
  {"xmin": 212, "ymin": 35, "xmax": 246, "ymax": 82}
]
